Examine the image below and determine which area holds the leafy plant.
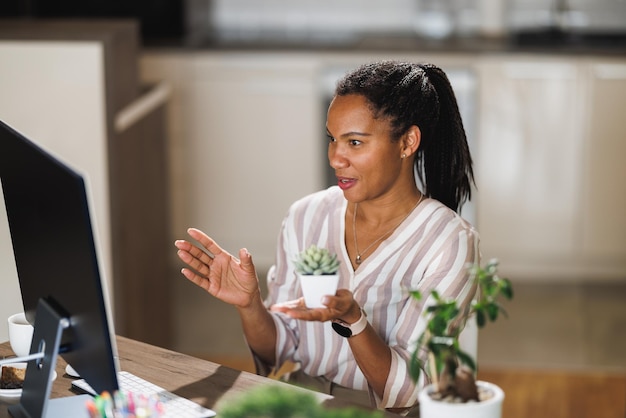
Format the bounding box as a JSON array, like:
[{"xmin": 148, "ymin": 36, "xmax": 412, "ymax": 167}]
[
  {"xmin": 294, "ymin": 245, "xmax": 340, "ymax": 275},
  {"xmin": 219, "ymin": 385, "xmax": 383, "ymax": 418},
  {"xmin": 409, "ymin": 259, "xmax": 513, "ymax": 401}
]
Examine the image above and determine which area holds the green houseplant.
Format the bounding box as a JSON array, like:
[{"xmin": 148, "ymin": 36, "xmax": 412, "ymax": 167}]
[
  {"xmin": 218, "ymin": 385, "xmax": 383, "ymax": 418},
  {"xmin": 295, "ymin": 245, "xmax": 341, "ymax": 308},
  {"xmin": 410, "ymin": 259, "xmax": 513, "ymax": 418}
]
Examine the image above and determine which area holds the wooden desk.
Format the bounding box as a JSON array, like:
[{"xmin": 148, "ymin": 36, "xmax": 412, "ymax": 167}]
[
  {"xmin": 0, "ymin": 336, "xmax": 393, "ymax": 417},
  {"xmin": 7, "ymin": 337, "xmax": 622, "ymax": 418}
]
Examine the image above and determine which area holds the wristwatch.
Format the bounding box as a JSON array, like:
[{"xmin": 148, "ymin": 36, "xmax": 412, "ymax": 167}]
[{"xmin": 331, "ymin": 308, "xmax": 368, "ymax": 338}]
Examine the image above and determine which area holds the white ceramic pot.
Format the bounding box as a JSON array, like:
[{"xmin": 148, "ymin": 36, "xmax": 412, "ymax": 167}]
[
  {"xmin": 418, "ymin": 380, "xmax": 504, "ymax": 418},
  {"xmin": 298, "ymin": 274, "xmax": 339, "ymax": 308}
]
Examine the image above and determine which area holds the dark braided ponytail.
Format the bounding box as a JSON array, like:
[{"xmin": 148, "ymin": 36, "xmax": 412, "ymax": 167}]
[{"xmin": 335, "ymin": 61, "xmax": 474, "ymax": 213}]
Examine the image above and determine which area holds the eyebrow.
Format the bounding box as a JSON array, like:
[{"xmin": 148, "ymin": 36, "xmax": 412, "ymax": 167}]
[{"xmin": 326, "ymin": 128, "xmax": 372, "ymax": 138}]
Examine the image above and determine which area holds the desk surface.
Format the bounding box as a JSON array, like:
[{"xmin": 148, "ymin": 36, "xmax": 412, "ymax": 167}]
[
  {"xmin": 1, "ymin": 336, "xmax": 389, "ymax": 417},
  {"xmin": 3, "ymin": 337, "xmax": 624, "ymax": 418}
]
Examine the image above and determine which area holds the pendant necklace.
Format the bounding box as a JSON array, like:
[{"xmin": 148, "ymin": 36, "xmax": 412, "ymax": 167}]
[{"xmin": 352, "ymin": 194, "xmax": 424, "ymax": 265}]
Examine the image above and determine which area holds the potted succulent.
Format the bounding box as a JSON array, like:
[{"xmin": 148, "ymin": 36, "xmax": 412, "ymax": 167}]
[
  {"xmin": 294, "ymin": 245, "xmax": 341, "ymax": 308},
  {"xmin": 410, "ymin": 259, "xmax": 513, "ymax": 418}
]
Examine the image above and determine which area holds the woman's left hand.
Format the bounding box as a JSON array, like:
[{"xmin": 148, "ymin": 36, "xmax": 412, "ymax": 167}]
[{"xmin": 270, "ymin": 289, "xmax": 362, "ymax": 323}]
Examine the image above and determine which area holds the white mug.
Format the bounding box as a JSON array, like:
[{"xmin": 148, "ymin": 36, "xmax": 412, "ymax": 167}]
[{"xmin": 8, "ymin": 312, "xmax": 34, "ymax": 358}]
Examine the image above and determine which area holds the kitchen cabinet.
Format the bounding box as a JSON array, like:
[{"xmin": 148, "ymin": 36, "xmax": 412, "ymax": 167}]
[
  {"xmin": 476, "ymin": 58, "xmax": 585, "ymax": 277},
  {"xmin": 140, "ymin": 52, "xmax": 324, "ymax": 272},
  {"xmin": 580, "ymin": 61, "xmax": 626, "ymax": 273},
  {"xmin": 476, "ymin": 56, "xmax": 626, "ymax": 280}
]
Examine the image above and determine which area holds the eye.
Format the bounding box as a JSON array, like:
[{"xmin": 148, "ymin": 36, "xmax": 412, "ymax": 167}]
[
  {"xmin": 326, "ymin": 133, "xmax": 336, "ymax": 143},
  {"xmin": 349, "ymin": 139, "xmax": 362, "ymax": 146}
]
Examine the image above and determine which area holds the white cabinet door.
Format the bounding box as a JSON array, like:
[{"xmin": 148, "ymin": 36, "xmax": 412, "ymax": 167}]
[
  {"xmin": 476, "ymin": 59, "xmax": 586, "ymax": 277},
  {"xmin": 581, "ymin": 61, "xmax": 626, "ymax": 276},
  {"xmin": 182, "ymin": 54, "xmax": 322, "ymax": 270}
]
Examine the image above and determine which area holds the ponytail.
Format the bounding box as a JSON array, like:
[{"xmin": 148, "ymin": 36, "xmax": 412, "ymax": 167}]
[{"xmin": 417, "ymin": 64, "xmax": 474, "ymax": 212}]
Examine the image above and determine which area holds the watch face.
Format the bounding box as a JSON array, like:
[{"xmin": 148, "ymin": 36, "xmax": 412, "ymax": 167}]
[{"xmin": 332, "ymin": 322, "xmax": 352, "ymax": 338}]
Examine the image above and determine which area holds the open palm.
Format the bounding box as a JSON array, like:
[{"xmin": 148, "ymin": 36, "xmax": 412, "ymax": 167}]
[{"xmin": 175, "ymin": 228, "xmax": 260, "ymax": 308}]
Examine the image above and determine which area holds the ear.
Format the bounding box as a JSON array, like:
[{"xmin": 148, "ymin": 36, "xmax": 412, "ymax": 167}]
[{"xmin": 401, "ymin": 125, "xmax": 421, "ymax": 158}]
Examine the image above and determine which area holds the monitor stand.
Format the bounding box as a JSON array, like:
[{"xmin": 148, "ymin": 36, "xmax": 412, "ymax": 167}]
[{"xmin": 8, "ymin": 298, "xmax": 93, "ymax": 418}]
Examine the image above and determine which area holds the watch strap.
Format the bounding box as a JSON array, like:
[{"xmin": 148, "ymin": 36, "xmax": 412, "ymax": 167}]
[{"xmin": 332, "ymin": 308, "xmax": 368, "ymax": 338}]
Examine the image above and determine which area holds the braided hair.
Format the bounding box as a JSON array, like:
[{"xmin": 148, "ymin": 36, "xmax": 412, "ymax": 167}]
[{"xmin": 334, "ymin": 61, "xmax": 474, "ymax": 213}]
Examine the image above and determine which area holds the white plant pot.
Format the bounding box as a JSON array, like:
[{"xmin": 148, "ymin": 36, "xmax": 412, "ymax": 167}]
[
  {"xmin": 418, "ymin": 381, "xmax": 504, "ymax": 418},
  {"xmin": 298, "ymin": 274, "xmax": 339, "ymax": 308}
]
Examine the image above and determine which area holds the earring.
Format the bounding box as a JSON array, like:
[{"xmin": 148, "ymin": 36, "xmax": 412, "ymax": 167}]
[{"xmin": 401, "ymin": 153, "xmax": 406, "ymax": 159}]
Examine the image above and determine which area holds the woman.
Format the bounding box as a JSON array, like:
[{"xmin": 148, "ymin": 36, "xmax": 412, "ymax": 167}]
[{"xmin": 175, "ymin": 61, "xmax": 479, "ymax": 415}]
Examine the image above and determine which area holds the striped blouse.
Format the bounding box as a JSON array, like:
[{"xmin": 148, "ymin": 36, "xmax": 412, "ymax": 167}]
[{"xmin": 262, "ymin": 186, "xmax": 480, "ymax": 410}]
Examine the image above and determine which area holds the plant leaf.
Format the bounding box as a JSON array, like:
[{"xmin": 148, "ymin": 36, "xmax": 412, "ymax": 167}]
[
  {"xmin": 410, "ymin": 290, "xmax": 422, "ymax": 301},
  {"xmin": 409, "ymin": 349, "xmax": 423, "ymax": 382},
  {"xmin": 456, "ymin": 349, "xmax": 476, "ymax": 371},
  {"xmin": 487, "ymin": 302, "xmax": 499, "ymax": 321},
  {"xmin": 501, "ymin": 278, "xmax": 514, "ymax": 299},
  {"xmin": 476, "ymin": 309, "xmax": 486, "ymax": 328}
]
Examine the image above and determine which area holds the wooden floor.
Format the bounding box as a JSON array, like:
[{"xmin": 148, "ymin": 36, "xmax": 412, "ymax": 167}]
[{"xmin": 479, "ymin": 368, "xmax": 626, "ymax": 418}]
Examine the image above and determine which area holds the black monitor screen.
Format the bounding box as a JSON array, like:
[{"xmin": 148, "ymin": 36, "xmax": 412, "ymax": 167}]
[{"xmin": 0, "ymin": 119, "xmax": 119, "ymax": 394}]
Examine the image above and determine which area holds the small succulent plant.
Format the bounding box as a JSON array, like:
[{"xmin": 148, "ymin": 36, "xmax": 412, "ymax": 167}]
[{"xmin": 294, "ymin": 244, "xmax": 340, "ymax": 275}]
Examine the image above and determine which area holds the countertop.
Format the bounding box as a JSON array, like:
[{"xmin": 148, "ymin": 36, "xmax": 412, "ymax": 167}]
[
  {"xmin": 1, "ymin": 19, "xmax": 624, "ymax": 56},
  {"xmin": 143, "ymin": 29, "xmax": 626, "ymax": 56}
]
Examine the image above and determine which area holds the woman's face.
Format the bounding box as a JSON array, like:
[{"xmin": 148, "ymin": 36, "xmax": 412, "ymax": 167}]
[{"xmin": 326, "ymin": 94, "xmax": 408, "ymax": 204}]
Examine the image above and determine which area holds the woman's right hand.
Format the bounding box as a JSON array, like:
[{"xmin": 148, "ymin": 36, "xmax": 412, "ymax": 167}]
[{"xmin": 175, "ymin": 228, "xmax": 261, "ymax": 308}]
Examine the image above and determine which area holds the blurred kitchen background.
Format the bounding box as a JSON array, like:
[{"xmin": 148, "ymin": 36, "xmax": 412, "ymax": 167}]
[{"xmin": 0, "ymin": 0, "xmax": 625, "ymax": 376}]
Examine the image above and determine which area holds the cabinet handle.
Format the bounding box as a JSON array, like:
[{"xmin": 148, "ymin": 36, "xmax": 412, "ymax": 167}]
[{"xmin": 114, "ymin": 81, "xmax": 172, "ymax": 133}]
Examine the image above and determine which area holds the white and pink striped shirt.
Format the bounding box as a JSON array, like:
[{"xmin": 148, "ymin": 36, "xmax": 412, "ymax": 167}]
[{"xmin": 261, "ymin": 186, "xmax": 479, "ymax": 410}]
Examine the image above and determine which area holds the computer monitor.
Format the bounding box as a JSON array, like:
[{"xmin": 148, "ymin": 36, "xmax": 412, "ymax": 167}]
[{"xmin": 0, "ymin": 119, "xmax": 119, "ymax": 416}]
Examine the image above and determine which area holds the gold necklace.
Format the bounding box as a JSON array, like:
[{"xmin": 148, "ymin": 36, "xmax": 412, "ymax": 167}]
[{"xmin": 352, "ymin": 194, "xmax": 424, "ymax": 265}]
